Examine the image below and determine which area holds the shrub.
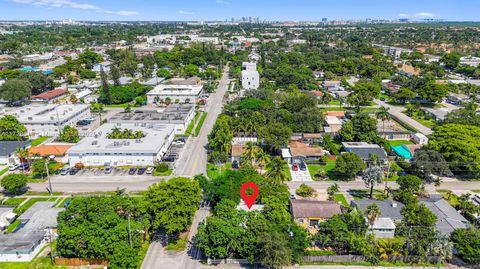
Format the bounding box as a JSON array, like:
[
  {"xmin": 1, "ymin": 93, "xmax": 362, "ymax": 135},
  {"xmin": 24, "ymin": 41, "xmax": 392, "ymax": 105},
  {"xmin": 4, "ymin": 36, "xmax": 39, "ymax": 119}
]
[
  {"xmin": 74, "ymin": 162, "xmax": 85, "ymax": 169},
  {"xmin": 1, "ymin": 174, "xmax": 27, "ymax": 194},
  {"xmin": 155, "ymin": 163, "xmax": 169, "ymax": 173}
]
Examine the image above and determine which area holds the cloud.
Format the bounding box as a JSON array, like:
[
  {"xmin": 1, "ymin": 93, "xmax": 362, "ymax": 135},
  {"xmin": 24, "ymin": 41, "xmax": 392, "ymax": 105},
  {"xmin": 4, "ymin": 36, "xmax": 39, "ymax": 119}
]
[
  {"xmin": 398, "ymin": 13, "xmax": 410, "ymax": 18},
  {"xmin": 105, "ymin": 10, "xmax": 139, "ymax": 16},
  {"xmin": 215, "ymin": 0, "xmax": 229, "ymax": 4},
  {"xmin": 416, "ymin": 12, "xmax": 435, "ymax": 17},
  {"xmin": 12, "ymin": 0, "xmax": 98, "ymax": 10},
  {"xmin": 179, "ymin": 10, "xmax": 194, "ymax": 15}
]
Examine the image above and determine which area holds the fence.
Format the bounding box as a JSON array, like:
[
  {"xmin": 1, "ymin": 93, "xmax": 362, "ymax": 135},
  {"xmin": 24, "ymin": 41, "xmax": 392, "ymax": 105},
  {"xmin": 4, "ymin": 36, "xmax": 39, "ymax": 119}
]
[
  {"xmin": 55, "ymin": 257, "xmax": 108, "ymax": 267},
  {"xmin": 303, "ymin": 255, "xmax": 366, "ymax": 263}
]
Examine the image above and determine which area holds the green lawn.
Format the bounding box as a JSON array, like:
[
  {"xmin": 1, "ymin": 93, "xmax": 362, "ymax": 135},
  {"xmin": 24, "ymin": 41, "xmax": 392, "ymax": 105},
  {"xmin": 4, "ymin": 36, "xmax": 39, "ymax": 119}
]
[
  {"xmin": 13, "ymin": 197, "xmax": 56, "ymax": 215},
  {"xmin": 30, "ymin": 136, "xmax": 49, "ymax": 147},
  {"xmin": 333, "ymin": 194, "xmax": 348, "ymax": 206},
  {"xmin": 282, "ymin": 164, "xmax": 292, "ymax": 181},
  {"xmin": 409, "ymin": 111, "xmax": 436, "ymax": 128},
  {"xmin": 6, "ymin": 219, "xmax": 21, "ymax": 234},
  {"xmin": 194, "ymin": 112, "xmax": 207, "ymax": 137},
  {"xmin": 0, "ymin": 166, "xmax": 9, "ymax": 176},
  {"xmin": 349, "ymin": 189, "xmax": 382, "ymax": 200},
  {"xmin": 2, "ymin": 256, "xmax": 66, "ymax": 269},
  {"xmin": 105, "ymin": 103, "xmax": 131, "ymax": 108},
  {"xmin": 1, "ymin": 197, "xmax": 27, "ymax": 206},
  {"xmin": 153, "ymin": 168, "xmax": 173, "ymax": 177},
  {"xmin": 308, "ymin": 163, "xmax": 336, "ymax": 180},
  {"xmin": 207, "ymin": 162, "xmax": 232, "ymax": 179},
  {"xmin": 181, "ymin": 111, "xmax": 200, "ymax": 137},
  {"xmin": 388, "ymin": 140, "xmax": 413, "ymax": 147}
]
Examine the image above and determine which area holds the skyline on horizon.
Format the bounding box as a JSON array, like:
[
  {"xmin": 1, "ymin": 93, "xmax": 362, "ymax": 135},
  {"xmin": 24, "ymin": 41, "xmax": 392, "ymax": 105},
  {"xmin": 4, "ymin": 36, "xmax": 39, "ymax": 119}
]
[{"xmin": 0, "ymin": 0, "xmax": 479, "ymax": 22}]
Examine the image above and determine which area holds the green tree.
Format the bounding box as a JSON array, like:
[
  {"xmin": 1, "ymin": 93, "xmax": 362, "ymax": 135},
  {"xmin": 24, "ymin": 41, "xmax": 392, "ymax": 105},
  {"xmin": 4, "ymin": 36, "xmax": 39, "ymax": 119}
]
[
  {"xmin": 295, "ymin": 183, "xmax": 316, "ymax": 198},
  {"xmin": 100, "ymin": 67, "xmax": 111, "ymax": 104},
  {"xmin": 441, "ymin": 52, "xmax": 461, "ymax": 69},
  {"xmin": 339, "ymin": 113, "xmax": 378, "ymax": 143},
  {"xmin": 450, "ymin": 228, "xmax": 480, "ymax": 264},
  {"xmin": 58, "ymin": 125, "xmax": 80, "ymax": 143},
  {"xmin": 335, "ymin": 153, "xmax": 366, "ymax": 180},
  {"xmin": 256, "ymin": 232, "xmax": 292, "ymax": 269},
  {"xmin": 145, "ymin": 177, "xmax": 201, "ymax": 234},
  {"xmin": 79, "ymin": 50, "xmax": 103, "ymax": 69},
  {"xmin": 266, "ymin": 157, "xmax": 289, "ymax": 183},
  {"xmin": 110, "ymin": 65, "xmax": 121, "ymax": 86},
  {"xmin": 362, "ymin": 166, "xmax": 384, "ymax": 198},
  {"xmin": 0, "ymin": 79, "xmax": 31, "ymax": 102},
  {"xmin": 31, "ymin": 159, "xmax": 48, "ymax": 178},
  {"xmin": 327, "ymin": 183, "xmax": 340, "ymax": 201},
  {"xmin": 0, "ymin": 115, "xmax": 27, "ymax": 141},
  {"xmin": 393, "ymin": 87, "xmax": 416, "ymax": 104},
  {"xmin": 157, "ymin": 68, "xmax": 172, "ymax": 79},
  {"xmin": 184, "ymin": 64, "xmax": 199, "ymax": 77},
  {"xmin": 365, "ymin": 203, "xmax": 381, "ymax": 231},
  {"xmin": 1, "ymin": 173, "xmax": 27, "ymax": 194},
  {"xmin": 258, "ymin": 123, "xmax": 292, "ymax": 152},
  {"xmin": 397, "ymin": 175, "xmax": 422, "ymax": 193},
  {"xmin": 375, "ymin": 106, "xmax": 391, "ymax": 134}
]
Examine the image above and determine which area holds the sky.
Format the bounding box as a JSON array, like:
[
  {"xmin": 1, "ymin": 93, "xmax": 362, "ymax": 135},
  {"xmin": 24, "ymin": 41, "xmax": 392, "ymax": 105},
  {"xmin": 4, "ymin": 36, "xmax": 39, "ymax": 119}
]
[{"xmin": 0, "ymin": 0, "xmax": 479, "ymax": 21}]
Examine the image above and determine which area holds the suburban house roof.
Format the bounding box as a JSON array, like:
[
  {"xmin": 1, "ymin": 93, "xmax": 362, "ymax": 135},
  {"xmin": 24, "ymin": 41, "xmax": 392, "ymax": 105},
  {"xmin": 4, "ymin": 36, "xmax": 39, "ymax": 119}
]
[
  {"xmin": 309, "ymin": 90, "xmax": 325, "ymax": 97},
  {"xmin": 31, "ymin": 89, "xmax": 66, "ymax": 100},
  {"xmin": 371, "ymin": 217, "xmax": 396, "ymax": 230},
  {"xmin": 29, "ymin": 144, "xmax": 72, "ymax": 156},
  {"xmin": 290, "ymin": 200, "xmax": 341, "ymax": 219},
  {"xmin": 351, "ymin": 199, "xmax": 404, "ymax": 220},
  {"xmin": 420, "ymin": 195, "xmax": 468, "ymax": 235},
  {"xmin": 342, "ymin": 142, "xmax": 388, "ymax": 160},
  {"xmin": 231, "ymin": 145, "xmax": 245, "ymax": 157},
  {"xmin": 288, "ymin": 141, "xmax": 323, "ymax": 157},
  {"xmin": 323, "ymin": 80, "xmax": 341, "ymax": 86},
  {"xmin": 0, "ymin": 140, "xmax": 31, "ymax": 157},
  {"xmin": 398, "ymin": 64, "xmax": 420, "ymax": 76},
  {"xmin": 303, "ymin": 133, "xmax": 322, "ymax": 139}
]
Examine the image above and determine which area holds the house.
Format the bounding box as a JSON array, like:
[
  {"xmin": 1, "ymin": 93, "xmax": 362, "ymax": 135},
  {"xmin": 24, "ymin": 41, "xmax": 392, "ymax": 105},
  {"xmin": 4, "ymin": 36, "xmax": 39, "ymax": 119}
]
[
  {"xmin": 324, "ymin": 116, "xmax": 344, "ymax": 134},
  {"xmin": 8, "ymin": 104, "xmax": 91, "ymax": 138},
  {"xmin": 67, "ymin": 123, "xmax": 175, "ymax": 167},
  {"xmin": 108, "ymin": 76, "xmax": 132, "ymax": 86},
  {"xmin": 248, "ymin": 52, "xmax": 261, "ymax": 62},
  {"xmin": 302, "ymin": 133, "xmax": 323, "ymax": 146},
  {"xmin": 30, "ymin": 89, "xmax": 67, "ymax": 103},
  {"xmin": 109, "ymin": 104, "xmax": 195, "ymax": 135},
  {"xmin": 147, "ymin": 83, "xmax": 203, "ymax": 104},
  {"xmin": 446, "ymin": 92, "xmax": 469, "ymax": 106},
  {"xmin": 420, "ymin": 195, "xmax": 468, "ymax": 235},
  {"xmin": 287, "ymin": 140, "xmax": 324, "ymax": 164},
  {"xmin": 424, "ymin": 107, "xmax": 457, "ymax": 121},
  {"xmin": 75, "ymin": 89, "xmax": 98, "ymax": 103},
  {"xmin": 459, "ymin": 56, "xmax": 480, "ymax": 67},
  {"xmin": 290, "ymin": 200, "xmax": 342, "ymax": 231},
  {"xmin": 342, "ymin": 142, "xmax": 388, "ymax": 161},
  {"xmin": 92, "ymin": 62, "xmax": 111, "ymax": 72},
  {"xmin": 140, "ymin": 77, "xmax": 165, "ymax": 87},
  {"xmin": 241, "ymin": 62, "xmax": 260, "ymax": 90},
  {"xmin": 412, "ymin": 133, "xmax": 428, "ymax": 145},
  {"xmin": 0, "ymin": 202, "xmax": 63, "ymax": 262},
  {"xmin": 313, "ymin": 70, "xmax": 324, "ymax": 79},
  {"xmin": 382, "ymin": 82, "xmax": 401, "ymax": 94},
  {"xmin": 308, "ymin": 90, "xmax": 325, "ymax": 99},
  {"xmin": 231, "ymin": 144, "xmax": 245, "ymax": 163},
  {"xmin": 323, "ymin": 80, "xmax": 341, "ymax": 91},
  {"xmin": 350, "ymin": 199, "xmax": 405, "ymax": 221},
  {"xmin": 367, "ymin": 217, "xmax": 396, "ymax": 238},
  {"xmin": 0, "ymin": 140, "xmax": 31, "ymax": 165},
  {"xmin": 398, "ymin": 64, "xmax": 420, "ymax": 77},
  {"xmin": 28, "ymin": 143, "xmax": 72, "ymax": 161}
]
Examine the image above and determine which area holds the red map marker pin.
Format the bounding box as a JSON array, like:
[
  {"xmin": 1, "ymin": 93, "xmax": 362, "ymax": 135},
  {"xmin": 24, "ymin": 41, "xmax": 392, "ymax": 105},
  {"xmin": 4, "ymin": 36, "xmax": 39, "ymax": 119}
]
[{"xmin": 240, "ymin": 182, "xmax": 259, "ymax": 209}]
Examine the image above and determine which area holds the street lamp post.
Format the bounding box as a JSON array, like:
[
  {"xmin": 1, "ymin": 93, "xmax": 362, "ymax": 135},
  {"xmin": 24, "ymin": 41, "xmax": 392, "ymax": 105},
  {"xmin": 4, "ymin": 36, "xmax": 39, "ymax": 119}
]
[{"xmin": 45, "ymin": 161, "xmax": 52, "ymax": 196}]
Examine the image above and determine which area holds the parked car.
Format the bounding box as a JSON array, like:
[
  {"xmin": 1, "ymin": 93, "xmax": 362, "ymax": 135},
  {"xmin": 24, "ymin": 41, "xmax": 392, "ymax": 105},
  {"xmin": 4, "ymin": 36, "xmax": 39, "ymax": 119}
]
[
  {"xmin": 8, "ymin": 164, "xmax": 19, "ymax": 171},
  {"xmin": 172, "ymin": 140, "xmax": 185, "ymax": 146},
  {"xmin": 137, "ymin": 167, "xmax": 146, "ymax": 175},
  {"xmin": 104, "ymin": 167, "xmax": 113, "ymax": 174},
  {"xmin": 128, "ymin": 167, "xmax": 137, "ymax": 175},
  {"xmin": 18, "ymin": 163, "xmax": 30, "ymax": 170},
  {"xmin": 146, "ymin": 167, "xmax": 154, "ymax": 174},
  {"xmin": 290, "ymin": 194, "xmax": 296, "ymax": 199},
  {"xmin": 60, "ymin": 167, "xmax": 70, "ymax": 175},
  {"xmin": 162, "ymin": 155, "xmax": 176, "ymax": 162},
  {"xmin": 69, "ymin": 168, "xmax": 79, "ymax": 175},
  {"xmin": 76, "ymin": 120, "xmax": 90, "ymax": 126},
  {"xmin": 397, "ymin": 171, "xmax": 407, "ymax": 176},
  {"xmin": 299, "ymin": 162, "xmax": 307, "ymax": 171},
  {"xmin": 232, "ymin": 160, "xmax": 239, "ymax": 169},
  {"xmin": 292, "ymin": 163, "xmax": 299, "ymax": 171}
]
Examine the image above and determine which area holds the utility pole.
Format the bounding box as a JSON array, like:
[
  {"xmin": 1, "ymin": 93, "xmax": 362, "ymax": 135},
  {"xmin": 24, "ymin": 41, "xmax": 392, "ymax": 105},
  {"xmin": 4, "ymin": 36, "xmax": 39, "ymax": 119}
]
[
  {"xmin": 384, "ymin": 161, "xmax": 391, "ymax": 196},
  {"xmin": 45, "ymin": 161, "xmax": 52, "ymax": 196},
  {"xmin": 55, "ymin": 109, "xmax": 62, "ymax": 135}
]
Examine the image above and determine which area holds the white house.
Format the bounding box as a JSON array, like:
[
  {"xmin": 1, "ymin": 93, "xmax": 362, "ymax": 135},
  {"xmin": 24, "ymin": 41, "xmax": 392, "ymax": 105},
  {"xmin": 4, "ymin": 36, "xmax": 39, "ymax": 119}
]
[
  {"xmin": 460, "ymin": 56, "xmax": 480, "ymax": 67},
  {"xmin": 412, "ymin": 133, "xmax": 428, "ymax": 145},
  {"xmin": 8, "ymin": 104, "xmax": 91, "ymax": 138},
  {"xmin": 67, "ymin": 123, "xmax": 175, "ymax": 167},
  {"xmin": 147, "ymin": 84, "xmax": 203, "ymax": 104},
  {"xmin": 367, "ymin": 217, "xmax": 396, "ymax": 238},
  {"xmin": 241, "ymin": 62, "xmax": 260, "ymax": 90}
]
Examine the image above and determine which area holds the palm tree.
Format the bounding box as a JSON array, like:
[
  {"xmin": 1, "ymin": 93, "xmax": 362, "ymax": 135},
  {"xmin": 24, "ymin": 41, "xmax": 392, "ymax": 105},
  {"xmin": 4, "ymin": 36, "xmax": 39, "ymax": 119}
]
[
  {"xmin": 242, "ymin": 141, "xmax": 259, "ymax": 166},
  {"xmin": 362, "ymin": 166, "xmax": 384, "ymax": 199},
  {"xmin": 375, "ymin": 106, "xmax": 391, "ymax": 136},
  {"xmin": 266, "ymin": 157, "xmax": 289, "ymax": 183},
  {"xmin": 15, "ymin": 147, "xmax": 30, "ymax": 173},
  {"xmin": 255, "ymin": 149, "xmax": 271, "ymax": 174},
  {"xmin": 366, "ymin": 203, "xmax": 381, "ymax": 232}
]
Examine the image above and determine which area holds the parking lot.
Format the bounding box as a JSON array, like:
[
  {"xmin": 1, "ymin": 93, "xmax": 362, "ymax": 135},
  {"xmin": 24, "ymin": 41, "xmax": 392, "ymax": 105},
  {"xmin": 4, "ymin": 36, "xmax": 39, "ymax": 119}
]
[{"xmin": 289, "ymin": 164, "xmax": 313, "ymax": 182}]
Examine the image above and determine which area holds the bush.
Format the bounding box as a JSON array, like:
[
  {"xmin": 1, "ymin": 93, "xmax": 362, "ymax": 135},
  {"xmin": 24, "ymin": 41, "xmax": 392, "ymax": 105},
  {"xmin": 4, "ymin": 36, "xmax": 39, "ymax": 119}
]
[
  {"xmin": 296, "ymin": 183, "xmax": 316, "ymax": 197},
  {"xmin": 155, "ymin": 163, "xmax": 169, "ymax": 173},
  {"xmin": 74, "ymin": 162, "xmax": 85, "ymax": 169},
  {"xmin": 1, "ymin": 174, "xmax": 27, "ymax": 194}
]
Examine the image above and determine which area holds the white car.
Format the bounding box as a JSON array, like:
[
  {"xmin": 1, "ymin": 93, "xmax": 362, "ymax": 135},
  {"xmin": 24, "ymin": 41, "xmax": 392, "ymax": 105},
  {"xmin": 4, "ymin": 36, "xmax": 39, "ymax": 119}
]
[
  {"xmin": 172, "ymin": 140, "xmax": 185, "ymax": 146},
  {"xmin": 146, "ymin": 167, "xmax": 154, "ymax": 174},
  {"xmin": 8, "ymin": 164, "xmax": 19, "ymax": 171}
]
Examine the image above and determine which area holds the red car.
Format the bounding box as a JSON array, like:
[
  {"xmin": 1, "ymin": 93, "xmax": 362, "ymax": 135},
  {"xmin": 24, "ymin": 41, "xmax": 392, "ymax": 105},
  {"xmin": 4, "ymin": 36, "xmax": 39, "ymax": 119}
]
[{"xmin": 292, "ymin": 163, "xmax": 299, "ymax": 171}]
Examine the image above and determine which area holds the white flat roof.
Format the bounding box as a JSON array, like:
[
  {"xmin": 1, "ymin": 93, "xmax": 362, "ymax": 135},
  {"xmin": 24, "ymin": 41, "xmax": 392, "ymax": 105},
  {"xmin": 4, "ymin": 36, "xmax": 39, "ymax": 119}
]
[
  {"xmin": 8, "ymin": 104, "xmax": 89, "ymax": 124},
  {"xmin": 147, "ymin": 84, "xmax": 203, "ymax": 96},
  {"xmin": 67, "ymin": 123, "xmax": 174, "ymax": 154},
  {"xmin": 326, "ymin": 116, "xmax": 342, "ymax": 125}
]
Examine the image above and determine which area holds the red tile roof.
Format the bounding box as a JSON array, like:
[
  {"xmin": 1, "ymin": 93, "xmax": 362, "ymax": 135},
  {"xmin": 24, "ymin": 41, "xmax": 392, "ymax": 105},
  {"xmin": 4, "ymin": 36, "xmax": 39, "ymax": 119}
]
[{"xmin": 32, "ymin": 89, "xmax": 67, "ymax": 100}]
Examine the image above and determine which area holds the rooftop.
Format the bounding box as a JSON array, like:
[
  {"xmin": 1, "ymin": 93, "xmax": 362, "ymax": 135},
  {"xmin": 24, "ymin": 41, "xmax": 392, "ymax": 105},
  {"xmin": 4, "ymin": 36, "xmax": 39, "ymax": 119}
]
[
  {"xmin": 67, "ymin": 123, "xmax": 174, "ymax": 154},
  {"xmin": 28, "ymin": 144, "xmax": 73, "ymax": 156},
  {"xmin": 342, "ymin": 142, "xmax": 388, "ymax": 160},
  {"xmin": 147, "ymin": 84, "xmax": 203, "ymax": 96},
  {"xmin": 288, "ymin": 141, "xmax": 323, "ymax": 157},
  {"xmin": 290, "ymin": 199, "xmax": 341, "ymax": 219},
  {"xmin": 9, "ymin": 104, "xmax": 89, "ymax": 125},
  {"xmin": 420, "ymin": 196, "xmax": 468, "ymax": 235},
  {"xmin": 371, "ymin": 217, "xmax": 396, "ymax": 230},
  {"xmin": 351, "ymin": 199, "xmax": 404, "ymax": 220},
  {"xmin": 0, "ymin": 140, "xmax": 31, "ymax": 157},
  {"xmin": 31, "ymin": 89, "xmax": 67, "ymax": 100},
  {"xmin": 110, "ymin": 104, "xmax": 194, "ymax": 124}
]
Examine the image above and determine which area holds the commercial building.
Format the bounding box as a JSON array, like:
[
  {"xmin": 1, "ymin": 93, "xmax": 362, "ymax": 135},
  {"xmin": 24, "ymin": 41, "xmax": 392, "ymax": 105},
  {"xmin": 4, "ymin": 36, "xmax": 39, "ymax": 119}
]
[
  {"xmin": 67, "ymin": 123, "xmax": 175, "ymax": 167},
  {"xmin": 8, "ymin": 104, "xmax": 90, "ymax": 138},
  {"xmin": 30, "ymin": 89, "xmax": 67, "ymax": 103},
  {"xmin": 0, "ymin": 202, "xmax": 63, "ymax": 262},
  {"xmin": 241, "ymin": 62, "xmax": 260, "ymax": 90},
  {"xmin": 109, "ymin": 104, "xmax": 196, "ymax": 135},
  {"xmin": 147, "ymin": 84, "xmax": 203, "ymax": 104}
]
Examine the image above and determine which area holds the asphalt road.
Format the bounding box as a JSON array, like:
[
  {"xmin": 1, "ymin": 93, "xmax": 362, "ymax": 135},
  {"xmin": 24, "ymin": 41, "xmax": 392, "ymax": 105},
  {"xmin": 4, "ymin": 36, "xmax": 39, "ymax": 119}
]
[{"xmin": 374, "ymin": 99, "xmax": 433, "ymax": 135}]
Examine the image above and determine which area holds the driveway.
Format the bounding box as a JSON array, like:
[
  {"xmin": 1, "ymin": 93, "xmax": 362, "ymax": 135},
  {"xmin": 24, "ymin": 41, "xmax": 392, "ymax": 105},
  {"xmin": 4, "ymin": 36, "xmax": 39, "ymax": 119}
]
[
  {"xmin": 289, "ymin": 165, "xmax": 313, "ymax": 182},
  {"xmin": 374, "ymin": 99, "xmax": 433, "ymax": 135}
]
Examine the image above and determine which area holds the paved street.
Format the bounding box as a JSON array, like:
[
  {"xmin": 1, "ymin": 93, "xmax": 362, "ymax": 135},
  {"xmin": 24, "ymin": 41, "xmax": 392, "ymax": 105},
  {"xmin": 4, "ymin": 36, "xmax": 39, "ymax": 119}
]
[
  {"xmin": 174, "ymin": 65, "xmax": 230, "ymax": 177},
  {"xmin": 374, "ymin": 99, "xmax": 433, "ymax": 135}
]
